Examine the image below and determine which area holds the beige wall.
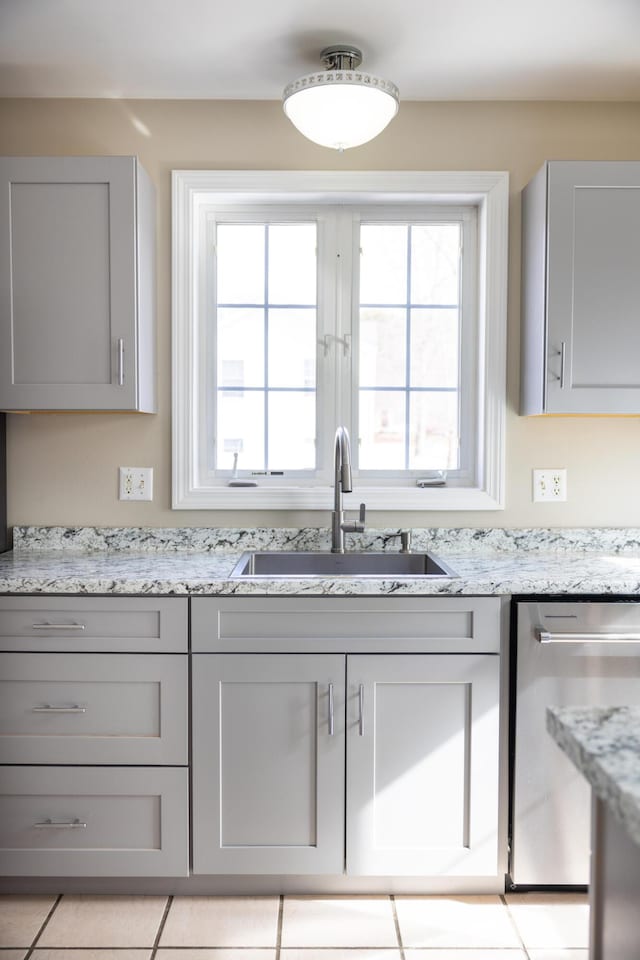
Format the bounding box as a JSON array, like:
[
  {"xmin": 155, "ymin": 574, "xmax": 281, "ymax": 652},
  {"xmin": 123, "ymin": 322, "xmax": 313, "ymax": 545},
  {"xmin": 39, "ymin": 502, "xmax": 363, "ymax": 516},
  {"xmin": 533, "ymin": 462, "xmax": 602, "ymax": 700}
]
[{"xmin": 2, "ymin": 97, "xmax": 640, "ymax": 531}]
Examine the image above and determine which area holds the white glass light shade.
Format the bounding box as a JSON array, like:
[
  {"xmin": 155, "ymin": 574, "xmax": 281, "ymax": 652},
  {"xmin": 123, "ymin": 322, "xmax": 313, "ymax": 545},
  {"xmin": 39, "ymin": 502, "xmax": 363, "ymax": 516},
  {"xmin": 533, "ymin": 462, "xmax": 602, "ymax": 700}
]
[{"xmin": 283, "ymin": 72, "xmax": 399, "ymax": 151}]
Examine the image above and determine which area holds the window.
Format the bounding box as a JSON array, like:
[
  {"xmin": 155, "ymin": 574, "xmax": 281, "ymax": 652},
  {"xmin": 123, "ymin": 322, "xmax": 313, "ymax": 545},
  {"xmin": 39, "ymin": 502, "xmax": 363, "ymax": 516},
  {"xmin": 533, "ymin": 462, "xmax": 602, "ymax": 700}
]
[{"xmin": 172, "ymin": 171, "xmax": 508, "ymax": 510}]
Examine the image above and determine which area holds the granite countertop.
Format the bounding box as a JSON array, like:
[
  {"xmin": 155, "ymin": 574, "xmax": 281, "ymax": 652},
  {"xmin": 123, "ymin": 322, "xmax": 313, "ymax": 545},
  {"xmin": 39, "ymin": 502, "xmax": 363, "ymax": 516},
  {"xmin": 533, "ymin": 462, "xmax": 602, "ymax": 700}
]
[
  {"xmin": 3, "ymin": 525, "xmax": 640, "ymax": 595},
  {"xmin": 547, "ymin": 706, "xmax": 640, "ymax": 848}
]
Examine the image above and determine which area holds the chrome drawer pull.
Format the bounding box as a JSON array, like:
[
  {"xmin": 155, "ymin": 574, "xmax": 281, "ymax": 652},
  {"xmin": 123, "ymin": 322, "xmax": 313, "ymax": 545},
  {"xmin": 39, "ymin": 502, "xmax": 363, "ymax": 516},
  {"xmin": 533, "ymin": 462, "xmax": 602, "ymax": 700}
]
[
  {"xmin": 358, "ymin": 683, "xmax": 365, "ymax": 736},
  {"xmin": 32, "ymin": 704, "xmax": 87, "ymax": 714},
  {"xmin": 328, "ymin": 683, "xmax": 334, "ymax": 736},
  {"xmin": 34, "ymin": 818, "xmax": 87, "ymax": 829},
  {"xmin": 31, "ymin": 622, "xmax": 86, "ymax": 631},
  {"xmin": 538, "ymin": 630, "xmax": 640, "ymax": 644}
]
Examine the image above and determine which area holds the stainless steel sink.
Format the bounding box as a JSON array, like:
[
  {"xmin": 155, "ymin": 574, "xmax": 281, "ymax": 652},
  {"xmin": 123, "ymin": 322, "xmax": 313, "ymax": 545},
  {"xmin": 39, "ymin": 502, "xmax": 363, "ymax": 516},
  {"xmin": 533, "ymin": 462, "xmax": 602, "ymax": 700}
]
[{"xmin": 229, "ymin": 551, "xmax": 457, "ymax": 578}]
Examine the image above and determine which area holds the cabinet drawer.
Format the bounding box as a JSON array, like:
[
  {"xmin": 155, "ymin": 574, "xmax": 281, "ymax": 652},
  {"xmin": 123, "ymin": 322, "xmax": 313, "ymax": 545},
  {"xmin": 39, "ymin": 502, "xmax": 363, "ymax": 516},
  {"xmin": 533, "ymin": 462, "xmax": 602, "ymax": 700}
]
[
  {"xmin": 0, "ymin": 597, "xmax": 187, "ymax": 652},
  {"xmin": 0, "ymin": 766, "xmax": 188, "ymax": 877},
  {"xmin": 191, "ymin": 596, "xmax": 501, "ymax": 653},
  {"xmin": 0, "ymin": 653, "xmax": 188, "ymax": 764}
]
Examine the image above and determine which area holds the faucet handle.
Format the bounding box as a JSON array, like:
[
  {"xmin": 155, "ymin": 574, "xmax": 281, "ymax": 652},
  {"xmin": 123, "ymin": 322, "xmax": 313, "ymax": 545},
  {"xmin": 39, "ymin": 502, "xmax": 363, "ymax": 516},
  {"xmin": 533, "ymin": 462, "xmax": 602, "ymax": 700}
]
[
  {"xmin": 386, "ymin": 529, "xmax": 412, "ymax": 553},
  {"xmin": 358, "ymin": 502, "xmax": 366, "ymax": 524}
]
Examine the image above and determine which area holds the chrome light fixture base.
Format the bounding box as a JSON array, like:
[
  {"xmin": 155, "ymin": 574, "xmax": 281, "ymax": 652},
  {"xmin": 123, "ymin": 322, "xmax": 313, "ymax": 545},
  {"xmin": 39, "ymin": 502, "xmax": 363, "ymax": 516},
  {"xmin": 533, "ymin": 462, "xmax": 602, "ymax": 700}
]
[{"xmin": 282, "ymin": 44, "xmax": 399, "ymax": 152}]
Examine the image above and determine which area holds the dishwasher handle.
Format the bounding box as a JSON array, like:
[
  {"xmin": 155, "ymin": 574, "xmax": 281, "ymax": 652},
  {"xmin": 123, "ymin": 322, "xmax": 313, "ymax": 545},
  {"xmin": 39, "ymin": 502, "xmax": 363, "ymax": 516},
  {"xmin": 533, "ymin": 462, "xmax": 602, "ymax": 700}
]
[{"xmin": 538, "ymin": 630, "xmax": 640, "ymax": 644}]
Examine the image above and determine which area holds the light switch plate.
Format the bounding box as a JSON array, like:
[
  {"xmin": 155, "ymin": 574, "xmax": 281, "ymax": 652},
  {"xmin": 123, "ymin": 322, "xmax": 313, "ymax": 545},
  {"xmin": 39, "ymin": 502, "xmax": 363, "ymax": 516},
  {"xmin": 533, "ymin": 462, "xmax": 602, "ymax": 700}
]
[
  {"xmin": 533, "ymin": 468, "xmax": 567, "ymax": 502},
  {"xmin": 119, "ymin": 467, "xmax": 153, "ymax": 501}
]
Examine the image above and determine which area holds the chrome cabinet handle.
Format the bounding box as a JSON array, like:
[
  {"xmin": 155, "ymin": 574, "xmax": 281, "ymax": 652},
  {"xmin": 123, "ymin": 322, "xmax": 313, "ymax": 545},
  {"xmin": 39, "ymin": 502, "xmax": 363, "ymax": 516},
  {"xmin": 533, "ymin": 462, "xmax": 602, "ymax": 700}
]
[
  {"xmin": 34, "ymin": 819, "xmax": 87, "ymax": 829},
  {"xmin": 539, "ymin": 630, "xmax": 640, "ymax": 644},
  {"xmin": 32, "ymin": 704, "xmax": 86, "ymax": 713},
  {"xmin": 31, "ymin": 622, "xmax": 86, "ymax": 631},
  {"xmin": 328, "ymin": 683, "xmax": 334, "ymax": 736},
  {"xmin": 559, "ymin": 341, "xmax": 566, "ymax": 389},
  {"xmin": 117, "ymin": 338, "xmax": 125, "ymax": 386},
  {"xmin": 358, "ymin": 683, "xmax": 364, "ymax": 736}
]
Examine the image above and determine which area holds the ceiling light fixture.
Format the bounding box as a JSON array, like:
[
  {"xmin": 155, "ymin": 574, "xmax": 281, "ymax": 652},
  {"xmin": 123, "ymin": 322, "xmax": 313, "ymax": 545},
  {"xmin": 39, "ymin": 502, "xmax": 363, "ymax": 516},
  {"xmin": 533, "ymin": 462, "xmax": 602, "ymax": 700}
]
[{"xmin": 282, "ymin": 45, "xmax": 399, "ymax": 151}]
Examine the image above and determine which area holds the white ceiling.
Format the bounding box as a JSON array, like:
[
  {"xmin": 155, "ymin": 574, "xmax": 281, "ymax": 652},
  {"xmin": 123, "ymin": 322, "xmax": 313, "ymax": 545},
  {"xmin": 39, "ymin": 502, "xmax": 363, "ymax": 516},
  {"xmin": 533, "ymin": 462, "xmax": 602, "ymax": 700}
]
[{"xmin": 1, "ymin": 0, "xmax": 639, "ymax": 101}]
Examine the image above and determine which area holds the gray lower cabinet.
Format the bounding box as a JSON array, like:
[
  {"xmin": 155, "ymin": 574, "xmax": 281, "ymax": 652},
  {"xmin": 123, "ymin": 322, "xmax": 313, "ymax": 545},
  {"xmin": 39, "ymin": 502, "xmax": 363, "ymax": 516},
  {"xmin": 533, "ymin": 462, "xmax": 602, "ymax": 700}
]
[
  {"xmin": 521, "ymin": 160, "xmax": 640, "ymax": 415},
  {"xmin": 192, "ymin": 653, "xmax": 346, "ymax": 875},
  {"xmin": 0, "ymin": 155, "xmax": 156, "ymax": 412},
  {"xmin": 0, "ymin": 652, "xmax": 188, "ymax": 765},
  {"xmin": 0, "ymin": 766, "xmax": 188, "ymax": 877},
  {"xmin": 191, "ymin": 596, "xmax": 502, "ymax": 880},
  {"xmin": 0, "ymin": 596, "xmax": 189, "ymax": 877},
  {"xmin": 0, "ymin": 595, "xmax": 187, "ymax": 653},
  {"xmin": 346, "ymin": 653, "xmax": 500, "ymax": 876}
]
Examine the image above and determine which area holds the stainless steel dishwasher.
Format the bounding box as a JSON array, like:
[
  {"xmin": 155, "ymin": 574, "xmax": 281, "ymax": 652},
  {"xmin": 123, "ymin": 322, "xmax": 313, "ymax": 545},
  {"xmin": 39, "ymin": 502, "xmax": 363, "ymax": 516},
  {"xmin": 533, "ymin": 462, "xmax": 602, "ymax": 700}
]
[{"xmin": 511, "ymin": 599, "xmax": 640, "ymax": 887}]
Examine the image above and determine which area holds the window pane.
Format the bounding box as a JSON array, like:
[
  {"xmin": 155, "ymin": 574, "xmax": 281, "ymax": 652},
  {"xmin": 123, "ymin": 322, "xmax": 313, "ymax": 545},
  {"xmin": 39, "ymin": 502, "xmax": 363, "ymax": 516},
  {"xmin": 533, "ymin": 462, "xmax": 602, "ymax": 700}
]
[
  {"xmin": 360, "ymin": 224, "xmax": 407, "ymax": 304},
  {"xmin": 410, "ymin": 309, "xmax": 459, "ymax": 388},
  {"xmin": 217, "ymin": 224, "xmax": 264, "ymax": 304},
  {"xmin": 411, "ymin": 224, "xmax": 460, "ymax": 305},
  {"xmin": 359, "ymin": 308, "xmax": 406, "ymax": 388},
  {"xmin": 268, "ymin": 392, "xmax": 316, "ymax": 470},
  {"xmin": 268, "ymin": 308, "xmax": 316, "ymax": 388},
  {"xmin": 358, "ymin": 390, "xmax": 406, "ymax": 469},
  {"xmin": 409, "ymin": 392, "xmax": 459, "ymax": 470},
  {"xmin": 217, "ymin": 308, "xmax": 264, "ymax": 387},
  {"xmin": 217, "ymin": 391, "xmax": 264, "ymax": 470},
  {"xmin": 269, "ymin": 224, "xmax": 316, "ymax": 305}
]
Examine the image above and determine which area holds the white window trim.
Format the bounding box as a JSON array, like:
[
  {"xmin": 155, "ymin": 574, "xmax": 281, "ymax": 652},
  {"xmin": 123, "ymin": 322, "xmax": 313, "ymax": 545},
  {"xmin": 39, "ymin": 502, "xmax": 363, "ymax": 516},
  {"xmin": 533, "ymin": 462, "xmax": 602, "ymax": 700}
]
[{"xmin": 172, "ymin": 170, "xmax": 509, "ymax": 511}]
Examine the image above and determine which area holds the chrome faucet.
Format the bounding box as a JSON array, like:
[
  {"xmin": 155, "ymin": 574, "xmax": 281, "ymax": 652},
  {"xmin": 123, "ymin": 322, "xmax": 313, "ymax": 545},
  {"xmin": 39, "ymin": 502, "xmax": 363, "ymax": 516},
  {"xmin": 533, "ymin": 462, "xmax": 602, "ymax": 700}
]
[{"xmin": 331, "ymin": 426, "xmax": 366, "ymax": 553}]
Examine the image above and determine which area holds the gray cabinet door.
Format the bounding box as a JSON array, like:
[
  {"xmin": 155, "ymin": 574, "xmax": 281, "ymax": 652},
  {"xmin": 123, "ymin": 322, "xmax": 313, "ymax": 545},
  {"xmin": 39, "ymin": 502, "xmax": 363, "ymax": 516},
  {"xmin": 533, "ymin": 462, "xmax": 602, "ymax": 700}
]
[
  {"xmin": 521, "ymin": 160, "xmax": 640, "ymax": 414},
  {"xmin": 0, "ymin": 156, "xmax": 155, "ymax": 412},
  {"xmin": 0, "ymin": 765, "xmax": 188, "ymax": 877},
  {"xmin": 346, "ymin": 653, "xmax": 500, "ymax": 876},
  {"xmin": 191, "ymin": 596, "xmax": 501, "ymax": 654},
  {"xmin": 0, "ymin": 652, "xmax": 188, "ymax": 765},
  {"xmin": 0, "ymin": 596, "xmax": 187, "ymax": 653},
  {"xmin": 192, "ymin": 653, "xmax": 345, "ymax": 875}
]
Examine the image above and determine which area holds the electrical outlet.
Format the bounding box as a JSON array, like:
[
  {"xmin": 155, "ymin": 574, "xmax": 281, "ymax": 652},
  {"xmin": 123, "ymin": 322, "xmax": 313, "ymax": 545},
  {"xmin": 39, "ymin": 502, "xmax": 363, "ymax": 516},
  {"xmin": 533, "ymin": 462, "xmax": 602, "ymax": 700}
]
[
  {"xmin": 119, "ymin": 467, "xmax": 153, "ymax": 501},
  {"xmin": 532, "ymin": 468, "xmax": 567, "ymax": 502}
]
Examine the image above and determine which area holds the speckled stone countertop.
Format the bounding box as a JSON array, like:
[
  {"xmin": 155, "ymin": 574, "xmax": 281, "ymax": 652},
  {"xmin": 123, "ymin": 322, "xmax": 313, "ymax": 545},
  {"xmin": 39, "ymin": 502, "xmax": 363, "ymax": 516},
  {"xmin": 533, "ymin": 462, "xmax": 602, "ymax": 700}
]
[
  {"xmin": 3, "ymin": 525, "xmax": 640, "ymax": 595},
  {"xmin": 547, "ymin": 706, "xmax": 640, "ymax": 848}
]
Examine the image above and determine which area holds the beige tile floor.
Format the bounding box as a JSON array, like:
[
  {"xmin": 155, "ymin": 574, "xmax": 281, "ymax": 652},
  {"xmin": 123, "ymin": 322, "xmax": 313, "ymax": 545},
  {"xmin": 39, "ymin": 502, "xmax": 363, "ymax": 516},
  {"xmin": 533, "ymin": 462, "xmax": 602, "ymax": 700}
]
[{"xmin": 0, "ymin": 893, "xmax": 589, "ymax": 960}]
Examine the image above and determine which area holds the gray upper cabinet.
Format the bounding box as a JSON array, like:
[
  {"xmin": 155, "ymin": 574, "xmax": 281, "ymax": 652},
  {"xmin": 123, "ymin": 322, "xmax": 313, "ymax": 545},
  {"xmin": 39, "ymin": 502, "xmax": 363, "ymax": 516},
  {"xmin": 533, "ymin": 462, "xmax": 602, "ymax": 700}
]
[
  {"xmin": 0, "ymin": 156, "xmax": 156, "ymax": 412},
  {"xmin": 521, "ymin": 161, "xmax": 640, "ymax": 415}
]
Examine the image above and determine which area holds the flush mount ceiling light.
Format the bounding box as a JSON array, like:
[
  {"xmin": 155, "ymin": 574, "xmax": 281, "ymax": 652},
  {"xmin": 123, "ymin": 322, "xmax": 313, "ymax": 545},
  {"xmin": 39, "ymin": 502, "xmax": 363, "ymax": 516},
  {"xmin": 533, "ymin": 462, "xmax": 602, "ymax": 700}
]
[{"xmin": 282, "ymin": 45, "xmax": 399, "ymax": 151}]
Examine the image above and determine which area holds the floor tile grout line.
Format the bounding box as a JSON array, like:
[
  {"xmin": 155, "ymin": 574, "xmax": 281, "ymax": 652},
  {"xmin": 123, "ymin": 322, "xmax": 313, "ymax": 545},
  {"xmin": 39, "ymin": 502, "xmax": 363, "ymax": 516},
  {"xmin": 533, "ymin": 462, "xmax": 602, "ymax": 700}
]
[
  {"xmin": 275, "ymin": 895, "xmax": 284, "ymax": 959},
  {"xmin": 500, "ymin": 893, "xmax": 532, "ymax": 959},
  {"xmin": 149, "ymin": 895, "xmax": 173, "ymax": 959},
  {"xmin": 22, "ymin": 894, "xmax": 63, "ymax": 960},
  {"xmin": 389, "ymin": 895, "xmax": 405, "ymax": 960}
]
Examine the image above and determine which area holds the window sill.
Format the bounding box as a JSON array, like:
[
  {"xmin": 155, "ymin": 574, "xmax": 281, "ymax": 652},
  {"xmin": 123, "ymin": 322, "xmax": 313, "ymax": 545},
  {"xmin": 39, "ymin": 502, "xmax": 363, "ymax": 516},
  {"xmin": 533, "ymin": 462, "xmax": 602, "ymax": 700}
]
[{"xmin": 172, "ymin": 484, "xmax": 504, "ymax": 511}]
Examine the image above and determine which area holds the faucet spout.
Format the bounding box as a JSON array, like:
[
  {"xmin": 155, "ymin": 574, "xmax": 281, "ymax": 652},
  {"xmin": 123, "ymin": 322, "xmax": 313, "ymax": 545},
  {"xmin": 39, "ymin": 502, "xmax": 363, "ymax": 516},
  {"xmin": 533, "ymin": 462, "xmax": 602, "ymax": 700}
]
[
  {"xmin": 334, "ymin": 426, "xmax": 352, "ymax": 511},
  {"xmin": 331, "ymin": 426, "xmax": 366, "ymax": 552}
]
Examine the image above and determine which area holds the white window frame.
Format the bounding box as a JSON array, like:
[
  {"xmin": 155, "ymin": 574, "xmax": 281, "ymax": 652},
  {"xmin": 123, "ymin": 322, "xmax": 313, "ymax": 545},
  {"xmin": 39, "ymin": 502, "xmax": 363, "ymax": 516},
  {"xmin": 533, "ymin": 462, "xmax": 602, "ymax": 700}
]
[{"xmin": 172, "ymin": 170, "xmax": 509, "ymax": 511}]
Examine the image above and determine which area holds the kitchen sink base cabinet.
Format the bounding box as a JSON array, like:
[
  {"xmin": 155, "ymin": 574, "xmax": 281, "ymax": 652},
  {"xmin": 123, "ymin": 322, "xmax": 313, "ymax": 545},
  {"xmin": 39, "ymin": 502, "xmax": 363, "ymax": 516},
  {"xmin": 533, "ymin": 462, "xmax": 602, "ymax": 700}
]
[{"xmin": 191, "ymin": 596, "xmax": 505, "ymax": 891}]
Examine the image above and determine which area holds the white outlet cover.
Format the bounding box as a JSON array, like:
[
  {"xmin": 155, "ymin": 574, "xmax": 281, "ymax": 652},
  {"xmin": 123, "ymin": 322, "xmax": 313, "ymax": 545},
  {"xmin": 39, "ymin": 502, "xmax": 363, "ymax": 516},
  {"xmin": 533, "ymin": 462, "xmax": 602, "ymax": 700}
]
[
  {"xmin": 532, "ymin": 468, "xmax": 567, "ymax": 502},
  {"xmin": 119, "ymin": 467, "xmax": 153, "ymax": 501}
]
